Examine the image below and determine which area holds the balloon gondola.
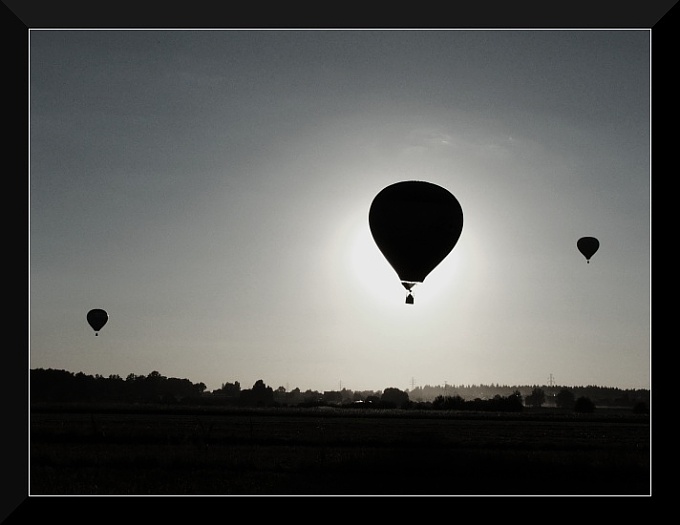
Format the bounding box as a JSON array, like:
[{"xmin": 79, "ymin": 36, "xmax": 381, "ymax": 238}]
[{"xmin": 369, "ymin": 180, "xmax": 463, "ymax": 304}]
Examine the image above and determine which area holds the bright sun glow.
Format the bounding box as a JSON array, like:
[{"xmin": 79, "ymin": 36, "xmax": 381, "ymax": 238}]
[
  {"xmin": 349, "ymin": 223, "xmax": 405, "ymax": 306},
  {"xmin": 328, "ymin": 206, "xmax": 464, "ymax": 314}
]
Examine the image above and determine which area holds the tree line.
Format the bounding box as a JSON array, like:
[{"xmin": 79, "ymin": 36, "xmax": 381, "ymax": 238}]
[{"xmin": 30, "ymin": 368, "xmax": 649, "ymax": 414}]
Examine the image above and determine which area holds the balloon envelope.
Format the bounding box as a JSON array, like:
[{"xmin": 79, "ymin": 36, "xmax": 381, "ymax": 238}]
[
  {"xmin": 369, "ymin": 180, "xmax": 463, "ymax": 298},
  {"xmin": 577, "ymin": 237, "xmax": 599, "ymax": 263},
  {"xmin": 87, "ymin": 308, "xmax": 108, "ymax": 334}
]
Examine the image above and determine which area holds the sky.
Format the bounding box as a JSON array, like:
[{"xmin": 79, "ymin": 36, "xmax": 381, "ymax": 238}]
[{"xmin": 28, "ymin": 29, "xmax": 651, "ymax": 393}]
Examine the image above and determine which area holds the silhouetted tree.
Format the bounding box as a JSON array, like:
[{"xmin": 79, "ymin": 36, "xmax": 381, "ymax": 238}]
[
  {"xmin": 240, "ymin": 380, "xmax": 274, "ymax": 407},
  {"xmin": 287, "ymin": 387, "xmax": 303, "ymax": 405},
  {"xmin": 138, "ymin": 370, "xmax": 165, "ymax": 402},
  {"xmin": 555, "ymin": 388, "xmax": 575, "ymax": 409},
  {"xmin": 31, "ymin": 368, "xmax": 207, "ymax": 404},
  {"xmin": 31, "ymin": 368, "xmax": 649, "ymax": 410},
  {"xmin": 492, "ymin": 391, "xmax": 523, "ymax": 412},
  {"xmin": 432, "ymin": 394, "xmax": 465, "ymax": 410},
  {"xmin": 525, "ymin": 387, "xmax": 546, "ymax": 407},
  {"xmin": 380, "ymin": 387, "xmax": 410, "ymax": 409},
  {"xmin": 322, "ymin": 390, "xmax": 343, "ymax": 404},
  {"xmin": 217, "ymin": 381, "xmax": 241, "ymax": 397},
  {"xmin": 574, "ymin": 396, "xmax": 595, "ymax": 413},
  {"xmin": 365, "ymin": 395, "xmax": 380, "ymax": 405},
  {"xmin": 31, "ymin": 368, "xmax": 71, "ymax": 402}
]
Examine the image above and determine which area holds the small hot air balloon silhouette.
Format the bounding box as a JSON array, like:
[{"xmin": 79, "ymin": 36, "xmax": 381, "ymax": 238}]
[
  {"xmin": 369, "ymin": 180, "xmax": 463, "ymax": 304},
  {"xmin": 87, "ymin": 308, "xmax": 108, "ymax": 336},
  {"xmin": 577, "ymin": 237, "xmax": 599, "ymax": 264}
]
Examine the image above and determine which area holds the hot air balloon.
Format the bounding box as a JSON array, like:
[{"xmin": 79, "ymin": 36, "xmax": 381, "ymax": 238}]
[
  {"xmin": 369, "ymin": 180, "xmax": 463, "ymax": 304},
  {"xmin": 87, "ymin": 308, "xmax": 108, "ymax": 336},
  {"xmin": 577, "ymin": 236, "xmax": 599, "ymax": 263}
]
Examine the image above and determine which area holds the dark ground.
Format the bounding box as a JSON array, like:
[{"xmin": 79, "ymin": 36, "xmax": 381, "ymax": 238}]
[{"xmin": 29, "ymin": 404, "xmax": 650, "ymax": 496}]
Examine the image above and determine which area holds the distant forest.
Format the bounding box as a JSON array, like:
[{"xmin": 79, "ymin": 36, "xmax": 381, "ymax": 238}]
[{"xmin": 30, "ymin": 368, "xmax": 650, "ymax": 413}]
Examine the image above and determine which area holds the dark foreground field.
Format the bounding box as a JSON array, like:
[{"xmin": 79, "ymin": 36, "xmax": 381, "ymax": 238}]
[{"xmin": 30, "ymin": 404, "xmax": 650, "ymax": 496}]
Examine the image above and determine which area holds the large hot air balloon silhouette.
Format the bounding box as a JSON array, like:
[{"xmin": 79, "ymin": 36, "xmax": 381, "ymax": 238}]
[
  {"xmin": 87, "ymin": 308, "xmax": 108, "ymax": 336},
  {"xmin": 577, "ymin": 236, "xmax": 599, "ymax": 263},
  {"xmin": 369, "ymin": 180, "xmax": 463, "ymax": 304}
]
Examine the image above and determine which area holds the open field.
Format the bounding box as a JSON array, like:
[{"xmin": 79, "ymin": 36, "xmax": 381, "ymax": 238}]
[{"xmin": 30, "ymin": 404, "xmax": 650, "ymax": 496}]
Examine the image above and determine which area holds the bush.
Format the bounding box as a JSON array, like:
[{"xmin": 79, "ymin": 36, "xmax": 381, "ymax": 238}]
[
  {"xmin": 555, "ymin": 388, "xmax": 575, "ymax": 409},
  {"xmin": 574, "ymin": 396, "xmax": 595, "ymax": 413}
]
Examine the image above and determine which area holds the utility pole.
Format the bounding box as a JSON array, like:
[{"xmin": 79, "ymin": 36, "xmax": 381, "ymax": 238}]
[{"xmin": 547, "ymin": 373, "xmax": 556, "ymax": 405}]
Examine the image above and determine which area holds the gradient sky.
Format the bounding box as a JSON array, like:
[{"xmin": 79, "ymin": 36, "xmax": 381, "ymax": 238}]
[{"xmin": 29, "ymin": 29, "xmax": 651, "ymax": 393}]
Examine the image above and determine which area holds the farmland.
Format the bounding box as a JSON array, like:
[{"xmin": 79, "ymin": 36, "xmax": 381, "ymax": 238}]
[{"xmin": 30, "ymin": 404, "xmax": 650, "ymax": 496}]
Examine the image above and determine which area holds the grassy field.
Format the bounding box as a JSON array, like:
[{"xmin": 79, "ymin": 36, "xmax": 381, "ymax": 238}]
[{"xmin": 30, "ymin": 404, "xmax": 650, "ymax": 496}]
